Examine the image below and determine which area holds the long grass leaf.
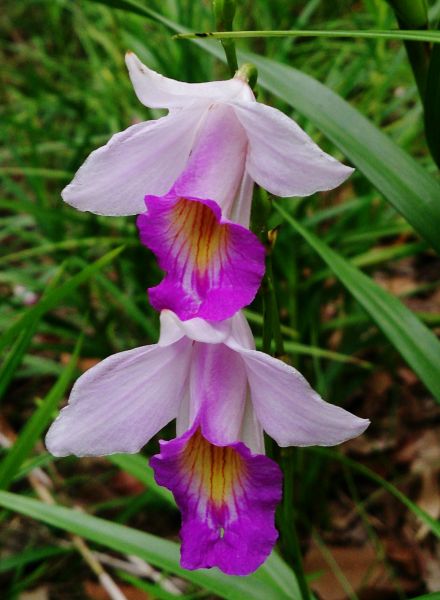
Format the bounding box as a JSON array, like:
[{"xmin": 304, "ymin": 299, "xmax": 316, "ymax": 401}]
[
  {"xmin": 276, "ymin": 204, "xmax": 440, "ymax": 402},
  {"xmin": 0, "ymin": 491, "xmax": 300, "ymax": 600}
]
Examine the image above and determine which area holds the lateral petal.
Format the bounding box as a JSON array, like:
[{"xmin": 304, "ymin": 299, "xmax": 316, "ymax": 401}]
[
  {"xmin": 45, "ymin": 338, "xmax": 192, "ymax": 457},
  {"xmin": 62, "ymin": 108, "xmax": 203, "ymax": 215},
  {"xmin": 240, "ymin": 349, "xmax": 370, "ymax": 447},
  {"xmin": 151, "ymin": 427, "xmax": 282, "ymax": 575},
  {"xmin": 126, "ymin": 52, "xmax": 253, "ymax": 109},
  {"xmin": 232, "ymin": 101, "xmax": 354, "ymax": 197},
  {"xmin": 138, "ymin": 195, "xmax": 265, "ymax": 321}
]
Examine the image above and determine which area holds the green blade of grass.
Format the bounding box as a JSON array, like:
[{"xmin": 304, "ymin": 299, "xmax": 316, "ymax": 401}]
[
  {"xmin": 275, "ymin": 203, "xmax": 440, "ymax": 402},
  {"xmin": 0, "ymin": 491, "xmax": 300, "ymax": 600},
  {"xmin": 0, "ymin": 336, "xmax": 83, "ymax": 490},
  {"xmin": 249, "ymin": 52, "xmax": 440, "ymax": 255},
  {"xmin": 175, "ymin": 28, "xmax": 440, "ymax": 44},
  {"xmin": 0, "ymin": 246, "xmax": 124, "ymax": 354}
]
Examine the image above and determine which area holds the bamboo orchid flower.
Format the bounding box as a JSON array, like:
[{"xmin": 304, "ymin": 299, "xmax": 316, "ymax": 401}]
[
  {"xmin": 136, "ymin": 178, "xmax": 265, "ymax": 321},
  {"xmin": 46, "ymin": 310, "xmax": 369, "ymax": 575},
  {"xmin": 62, "ymin": 53, "xmax": 354, "ymax": 225}
]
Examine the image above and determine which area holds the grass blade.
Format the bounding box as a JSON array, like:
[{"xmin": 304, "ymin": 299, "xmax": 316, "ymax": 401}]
[
  {"xmin": 276, "ymin": 203, "xmax": 440, "ymax": 402},
  {"xmin": 176, "ymin": 28, "xmax": 440, "ymax": 44},
  {"xmin": 0, "ymin": 491, "xmax": 300, "ymax": 600},
  {"xmin": 308, "ymin": 447, "xmax": 440, "ymax": 538},
  {"xmin": 0, "ymin": 246, "xmax": 124, "ymax": 354},
  {"xmin": 0, "ymin": 336, "xmax": 83, "ymax": 490}
]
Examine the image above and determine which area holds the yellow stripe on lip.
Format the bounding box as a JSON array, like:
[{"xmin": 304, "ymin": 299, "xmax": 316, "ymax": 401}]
[
  {"xmin": 180, "ymin": 429, "xmax": 247, "ymax": 508},
  {"xmin": 169, "ymin": 198, "xmax": 230, "ymax": 274}
]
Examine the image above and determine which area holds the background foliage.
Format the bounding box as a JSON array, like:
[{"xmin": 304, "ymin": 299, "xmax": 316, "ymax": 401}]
[{"xmin": 1, "ymin": 0, "xmax": 440, "ymax": 598}]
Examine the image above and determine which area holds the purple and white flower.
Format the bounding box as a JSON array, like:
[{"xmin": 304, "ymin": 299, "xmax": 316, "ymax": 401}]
[
  {"xmin": 46, "ymin": 310, "xmax": 369, "ymax": 575},
  {"xmin": 61, "ymin": 53, "xmax": 354, "ymax": 225},
  {"xmin": 137, "ymin": 187, "xmax": 265, "ymax": 321}
]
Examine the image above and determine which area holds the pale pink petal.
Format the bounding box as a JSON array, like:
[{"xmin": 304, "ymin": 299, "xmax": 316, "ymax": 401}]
[
  {"xmin": 173, "ymin": 104, "xmax": 248, "ymax": 218},
  {"xmin": 61, "ymin": 109, "xmax": 203, "ymax": 215},
  {"xmin": 158, "ymin": 310, "xmax": 233, "ymax": 347},
  {"xmin": 227, "ymin": 310, "xmax": 255, "ymax": 349},
  {"xmin": 232, "ymin": 101, "xmax": 354, "ymax": 197},
  {"xmin": 239, "ymin": 397, "xmax": 265, "ymax": 455},
  {"xmin": 191, "ymin": 343, "xmax": 248, "ymax": 445},
  {"xmin": 45, "ymin": 338, "xmax": 192, "ymax": 457},
  {"xmin": 229, "ymin": 171, "xmax": 254, "ymax": 227},
  {"xmin": 239, "ymin": 349, "xmax": 369, "ymax": 447},
  {"xmin": 126, "ymin": 52, "xmax": 253, "ymax": 109}
]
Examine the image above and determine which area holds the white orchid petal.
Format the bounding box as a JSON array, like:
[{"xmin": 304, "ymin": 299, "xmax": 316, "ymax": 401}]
[
  {"xmin": 62, "ymin": 109, "xmax": 203, "ymax": 215},
  {"xmin": 45, "ymin": 339, "xmax": 192, "ymax": 457},
  {"xmin": 232, "ymin": 101, "xmax": 354, "ymax": 197},
  {"xmin": 126, "ymin": 52, "xmax": 251, "ymax": 109},
  {"xmin": 158, "ymin": 310, "xmax": 233, "ymax": 346},
  {"xmin": 239, "ymin": 349, "xmax": 369, "ymax": 447}
]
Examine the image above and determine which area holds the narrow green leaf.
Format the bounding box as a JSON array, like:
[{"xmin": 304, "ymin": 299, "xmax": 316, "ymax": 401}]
[
  {"xmin": 0, "ymin": 492, "xmax": 300, "ymax": 600},
  {"xmin": 308, "ymin": 447, "xmax": 440, "ymax": 538},
  {"xmin": 248, "ymin": 52, "xmax": 440, "ymax": 255},
  {"xmin": 176, "ymin": 28, "xmax": 440, "ymax": 44},
  {"xmin": 276, "ymin": 204, "xmax": 440, "ymax": 402},
  {"xmin": 0, "ymin": 246, "xmax": 124, "ymax": 354},
  {"xmin": 0, "ymin": 237, "xmax": 135, "ymax": 267},
  {"xmin": 425, "ymin": 42, "xmax": 440, "ymax": 168},
  {"xmin": 0, "ymin": 337, "xmax": 83, "ymax": 490},
  {"xmin": 0, "ymin": 546, "xmax": 70, "ymax": 574}
]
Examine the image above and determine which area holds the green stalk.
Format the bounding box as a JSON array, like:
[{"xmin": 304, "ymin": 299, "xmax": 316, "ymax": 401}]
[
  {"xmin": 280, "ymin": 450, "xmax": 311, "ymax": 600},
  {"xmin": 213, "ymin": 0, "xmax": 238, "ymax": 75},
  {"xmin": 386, "ymin": 0, "xmax": 430, "ymax": 100}
]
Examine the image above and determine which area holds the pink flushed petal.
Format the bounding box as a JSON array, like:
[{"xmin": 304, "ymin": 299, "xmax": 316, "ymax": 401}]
[
  {"xmin": 191, "ymin": 343, "xmax": 248, "ymax": 445},
  {"xmin": 137, "ymin": 195, "xmax": 265, "ymax": 321},
  {"xmin": 45, "ymin": 337, "xmax": 193, "ymax": 457},
  {"xmin": 125, "ymin": 52, "xmax": 254, "ymax": 110},
  {"xmin": 232, "ymin": 100, "xmax": 354, "ymax": 198},
  {"xmin": 173, "ymin": 104, "xmax": 249, "ymax": 220},
  {"xmin": 239, "ymin": 348, "xmax": 370, "ymax": 447},
  {"xmin": 151, "ymin": 426, "xmax": 282, "ymax": 576},
  {"xmin": 61, "ymin": 108, "xmax": 204, "ymax": 216}
]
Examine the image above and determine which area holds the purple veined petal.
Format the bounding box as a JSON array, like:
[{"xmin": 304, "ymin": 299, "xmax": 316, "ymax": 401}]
[
  {"xmin": 45, "ymin": 337, "xmax": 192, "ymax": 457},
  {"xmin": 173, "ymin": 104, "xmax": 248, "ymax": 219},
  {"xmin": 61, "ymin": 107, "xmax": 205, "ymax": 216},
  {"xmin": 158, "ymin": 310, "xmax": 233, "ymax": 347},
  {"xmin": 231, "ymin": 101, "xmax": 354, "ymax": 198},
  {"xmin": 238, "ymin": 348, "xmax": 370, "ymax": 447},
  {"xmin": 137, "ymin": 195, "xmax": 265, "ymax": 321},
  {"xmin": 151, "ymin": 427, "xmax": 282, "ymax": 575},
  {"xmin": 126, "ymin": 52, "xmax": 253, "ymax": 110}
]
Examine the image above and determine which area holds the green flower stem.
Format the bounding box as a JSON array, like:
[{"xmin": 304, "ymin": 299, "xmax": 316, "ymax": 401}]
[
  {"xmin": 280, "ymin": 450, "xmax": 311, "ymax": 600},
  {"xmin": 213, "ymin": 0, "xmax": 238, "ymax": 75},
  {"xmin": 386, "ymin": 0, "xmax": 430, "ymax": 101}
]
